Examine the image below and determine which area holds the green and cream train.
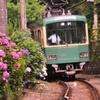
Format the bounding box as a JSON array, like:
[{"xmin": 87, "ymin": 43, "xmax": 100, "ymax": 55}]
[{"xmin": 31, "ymin": 15, "xmax": 90, "ymax": 79}]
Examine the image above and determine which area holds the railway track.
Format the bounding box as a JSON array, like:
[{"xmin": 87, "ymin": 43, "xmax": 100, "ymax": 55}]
[
  {"xmin": 21, "ymin": 77, "xmax": 100, "ymax": 100},
  {"xmin": 58, "ymin": 81, "xmax": 70, "ymax": 100},
  {"xmin": 77, "ymin": 79, "xmax": 100, "ymax": 100},
  {"xmin": 64, "ymin": 79, "xmax": 100, "ymax": 100}
]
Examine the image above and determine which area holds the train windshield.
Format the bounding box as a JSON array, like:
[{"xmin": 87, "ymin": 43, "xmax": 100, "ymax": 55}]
[{"xmin": 46, "ymin": 21, "xmax": 86, "ymax": 45}]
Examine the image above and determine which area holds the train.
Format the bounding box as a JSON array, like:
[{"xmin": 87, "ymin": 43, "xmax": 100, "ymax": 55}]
[{"xmin": 31, "ymin": 14, "xmax": 90, "ymax": 79}]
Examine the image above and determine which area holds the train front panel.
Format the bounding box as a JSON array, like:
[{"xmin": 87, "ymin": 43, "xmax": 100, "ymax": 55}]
[{"xmin": 44, "ymin": 44, "xmax": 89, "ymax": 65}]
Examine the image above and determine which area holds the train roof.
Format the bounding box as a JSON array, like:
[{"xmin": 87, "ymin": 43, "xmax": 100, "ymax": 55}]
[{"xmin": 43, "ymin": 15, "xmax": 87, "ymax": 25}]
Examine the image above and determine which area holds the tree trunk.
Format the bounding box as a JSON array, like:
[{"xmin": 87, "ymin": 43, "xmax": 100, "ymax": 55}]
[
  {"xmin": 0, "ymin": 0, "xmax": 8, "ymax": 34},
  {"xmin": 20, "ymin": 0, "xmax": 27, "ymax": 31}
]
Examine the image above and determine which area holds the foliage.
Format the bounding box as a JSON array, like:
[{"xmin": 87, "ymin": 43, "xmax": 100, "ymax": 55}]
[
  {"xmin": 7, "ymin": 1, "xmax": 19, "ymax": 34},
  {"xmin": 0, "ymin": 30, "xmax": 45, "ymax": 99},
  {"xmin": 0, "ymin": 31, "xmax": 32, "ymax": 99},
  {"xmin": 96, "ymin": 0, "xmax": 100, "ymax": 3},
  {"xmin": 10, "ymin": 30, "xmax": 46, "ymax": 81},
  {"xmin": 71, "ymin": 1, "xmax": 94, "ymax": 39},
  {"xmin": 96, "ymin": 0, "xmax": 100, "ymax": 38},
  {"xmin": 26, "ymin": 0, "xmax": 46, "ymax": 21},
  {"xmin": 7, "ymin": 0, "xmax": 46, "ymax": 33}
]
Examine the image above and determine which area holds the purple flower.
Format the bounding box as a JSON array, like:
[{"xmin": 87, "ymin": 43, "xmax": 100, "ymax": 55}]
[
  {"xmin": 21, "ymin": 49, "xmax": 30, "ymax": 55},
  {"xmin": 3, "ymin": 37, "xmax": 9, "ymax": 45},
  {"xmin": 0, "ymin": 49, "xmax": 6, "ymax": 57}
]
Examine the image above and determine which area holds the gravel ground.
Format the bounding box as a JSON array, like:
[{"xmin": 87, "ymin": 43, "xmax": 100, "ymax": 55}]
[
  {"xmin": 21, "ymin": 81, "xmax": 64, "ymax": 100},
  {"xmin": 21, "ymin": 74, "xmax": 100, "ymax": 100}
]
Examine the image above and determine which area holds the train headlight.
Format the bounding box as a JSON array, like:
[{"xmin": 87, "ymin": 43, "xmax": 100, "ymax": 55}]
[
  {"xmin": 80, "ymin": 52, "xmax": 89, "ymax": 58},
  {"xmin": 47, "ymin": 55, "xmax": 57, "ymax": 60}
]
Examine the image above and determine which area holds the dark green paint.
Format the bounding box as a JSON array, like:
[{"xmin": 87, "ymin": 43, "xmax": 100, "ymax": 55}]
[{"xmin": 44, "ymin": 45, "xmax": 89, "ymax": 64}]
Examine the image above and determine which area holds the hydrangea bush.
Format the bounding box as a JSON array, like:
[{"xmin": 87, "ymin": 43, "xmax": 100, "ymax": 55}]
[
  {"xmin": 0, "ymin": 32, "xmax": 32, "ymax": 99},
  {"xmin": 11, "ymin": 31, "xmax": 46, "ymax": 80}
]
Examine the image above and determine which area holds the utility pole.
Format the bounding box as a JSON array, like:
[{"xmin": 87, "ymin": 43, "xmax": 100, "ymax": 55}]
[
  {"xmin": 20, "ymin": 0, "xmax": 27, "ymax": 31},
  {"xmin": 0, "ymin": 0, "xmax": 8, "ymax": 34}
]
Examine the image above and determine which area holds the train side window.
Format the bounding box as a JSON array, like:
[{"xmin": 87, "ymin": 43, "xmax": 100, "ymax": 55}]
[{"xmin": 76, "ymin": 22, "xmax": 85, "ymax": 43}]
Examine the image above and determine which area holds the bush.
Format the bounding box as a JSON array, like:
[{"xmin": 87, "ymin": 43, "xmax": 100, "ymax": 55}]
[
  {"xmin": 0, "ymin": 30, "xmax": 45, "ymax": 99},
  {"xmin": 11, "ymin": 30, "xmax": 46, "ymax": 81},
  {"xmin": 0, "ymin": 31, "xmax": 32, "ymax": 99}
]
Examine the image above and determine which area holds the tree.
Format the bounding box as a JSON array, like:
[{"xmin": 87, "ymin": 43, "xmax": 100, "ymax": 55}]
[
  {"xmin": 7, "ymin": 0, "xmax": 46, "ymax": 33},
  {"xmin": 0, "ymin": 0, "xmax": 8, "ymax": 34},
  {"xmin": 26, "ymin": 0, "xmax": 46, "ymax": 21},
  {"xmin": 20, "ymin": 0, "xmax": 27, "ymax": 31},
  {"xmin": 7, "ymin": 0, "xmax": 19, "ymax": 34}
]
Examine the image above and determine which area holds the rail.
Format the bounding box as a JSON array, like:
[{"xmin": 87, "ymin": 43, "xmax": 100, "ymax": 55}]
[
  {"xmin": 77, "ymin": 79, "xmax": 100, "ymax": 100},
  {"xmin": 58, "ymin": 81, "xmax": 70, "ymax": 100}
]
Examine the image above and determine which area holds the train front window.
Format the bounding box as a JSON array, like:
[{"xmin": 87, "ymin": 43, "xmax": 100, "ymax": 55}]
[{"xmin": 46, "ymin": 21, "xmax": 86, "ymax": 45}]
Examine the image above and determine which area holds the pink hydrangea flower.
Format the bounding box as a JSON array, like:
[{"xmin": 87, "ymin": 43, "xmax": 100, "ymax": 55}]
[
  {"xmin": 11, "ymin": 51, "xmax": 20, "ymax": 59},
  {"xmin": 5, "ymin": 35, "xmax": 10, "ymax": 40},
  {"xmin": 0, "ymin": 62, "xmax": 8, "ymax": 70},
  {"xmin": 25, "ymin": 67, "xmax": 32, "ymax": 72},
  {"xmin": 5, "ymin": 44, "xmax": 11, "ymax": 49},
  {"xmin": 2, "ymin": 71, "xmax": 10, "ymax": 79},
  {"xmin": 2, "ymin": 63, "xmax": 8, "ymax": 70},
  {"xmin": 16, "ymin": 63, "xmax": 21, "ymax": 68},
  {"xmin": 18, "ymin": 51, "xmax": 23, "ymax": 56},
  {"xmin": 0, "ymin": 49, "xmax": 6, "ymax": 57},
  {"xmin": 10, "ymin": 42, "xmax": 16, "ymax": 47},
  {"xmin": 0, "ymin": 62, "xmax": 3, "ymax": 70},
  {"xmin": 2, "ymin": 78, "xmax": 9, "ymax": 83},
  {"xmin": 0, "ymin": 38, "xmax": 3, "ymax": 45},
  {"xmin": 2, "ymin": 71, "xmax": 10, "ymax": 83}
]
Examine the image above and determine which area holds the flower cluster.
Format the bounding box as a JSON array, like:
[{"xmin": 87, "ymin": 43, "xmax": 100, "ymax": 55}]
[
  {"xmin": 0, "ymin": 31, "xmax": 46, "ymax": 99},
  {"xmin": 0, "ymin": 62, "xmax": 8, "ymax": 70},
  {"xmin": 0, "ymin": 49, "xmax": 6, "ymax": 57},
  {"xmin": 2, "ymin": 71, "xmax": 10, "ymax": 83},
  {"xmin": 0, "ymin": 32, "xmax": 31, "ymax": 84}
]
